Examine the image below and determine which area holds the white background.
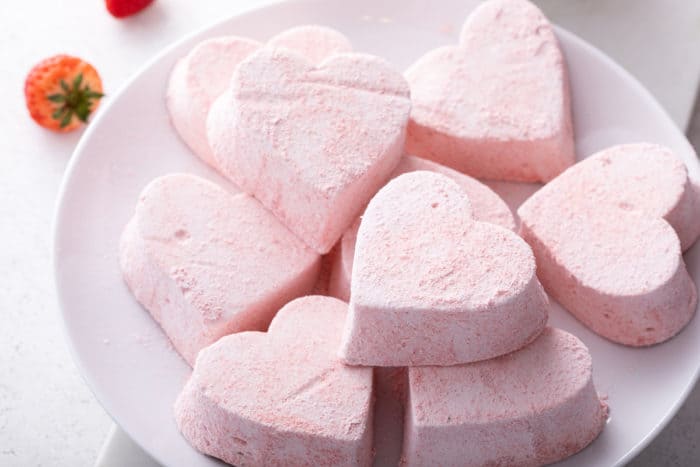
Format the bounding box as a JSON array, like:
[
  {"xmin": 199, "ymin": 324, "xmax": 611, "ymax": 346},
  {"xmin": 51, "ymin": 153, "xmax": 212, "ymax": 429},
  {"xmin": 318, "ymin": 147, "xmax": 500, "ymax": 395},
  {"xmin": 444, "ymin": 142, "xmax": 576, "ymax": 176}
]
[{"xmin": 2, "ymin": 0, "xmax": 700, "ymax": 465}]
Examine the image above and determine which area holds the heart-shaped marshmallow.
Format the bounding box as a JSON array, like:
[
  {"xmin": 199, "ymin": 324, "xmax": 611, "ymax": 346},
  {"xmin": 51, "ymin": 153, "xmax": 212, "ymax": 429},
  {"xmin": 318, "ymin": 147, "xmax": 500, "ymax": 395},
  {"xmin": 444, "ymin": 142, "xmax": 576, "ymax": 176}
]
[
  {"xmin": 404, "ymin": 327, "xmax": 607, "ymax": 466},
  {"xmin": 175, "ymin": 296, "xmax": 374, "ymax": 467},
  {"xmin": 207, "ymin": 48, "xmax": 411, "ymax": 254},
  {"xmin": 119, "ymin": 174, "xmax": 320, "ymax": 365},
  {"xmin": 328, "ymin": 155, "xmax": 515, "ymax": 301},
  {"xmin": 167, "ymin": 26, "xmax": 353, "ymax": 170},
  {"xmin": 405, "ymin": 0, "xmax": 574, "ymax": 182},
  {"xmin": 518, "ymin": 143, "xmax": 700, "ymax": 345},
  {"xmin": 340, "ymin": 171, "xmax": 548, "ymax": 366}
]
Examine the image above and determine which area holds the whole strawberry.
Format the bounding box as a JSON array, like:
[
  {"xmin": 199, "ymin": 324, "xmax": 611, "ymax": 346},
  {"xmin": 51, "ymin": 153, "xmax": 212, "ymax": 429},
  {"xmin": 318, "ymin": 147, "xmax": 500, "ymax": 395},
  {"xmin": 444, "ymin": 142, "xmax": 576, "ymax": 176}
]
[
  {"xmin": 24, "ymin": 55, "xmax": 104, "ymax": 132},
  {"xmin": 106, "ymin": 0, "xmax": 154, "ymax": 18}
]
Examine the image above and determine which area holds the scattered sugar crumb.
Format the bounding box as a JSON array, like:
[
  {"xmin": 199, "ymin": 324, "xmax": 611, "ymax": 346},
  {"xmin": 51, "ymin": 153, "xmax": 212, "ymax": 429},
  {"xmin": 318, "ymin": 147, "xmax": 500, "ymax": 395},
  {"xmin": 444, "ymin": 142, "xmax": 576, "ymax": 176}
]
[{"xmin": 439, "ymin": 23, "xmax": 455, "ymax": 35}]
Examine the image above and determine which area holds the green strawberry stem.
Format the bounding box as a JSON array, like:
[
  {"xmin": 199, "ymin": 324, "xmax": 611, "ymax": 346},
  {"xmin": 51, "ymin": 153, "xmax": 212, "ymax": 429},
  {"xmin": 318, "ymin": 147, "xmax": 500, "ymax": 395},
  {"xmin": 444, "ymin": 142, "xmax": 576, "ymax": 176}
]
[{"xmin": 46, "ymin": 73, "xmax": 104, "ymax": 128}]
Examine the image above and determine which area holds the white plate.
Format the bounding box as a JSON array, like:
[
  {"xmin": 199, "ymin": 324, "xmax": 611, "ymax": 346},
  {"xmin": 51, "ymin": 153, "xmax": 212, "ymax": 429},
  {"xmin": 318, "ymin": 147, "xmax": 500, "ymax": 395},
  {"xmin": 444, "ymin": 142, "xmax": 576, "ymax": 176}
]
[{"xmin": 53, "ymin": 0, "xmax": 700, "ymax": 466}]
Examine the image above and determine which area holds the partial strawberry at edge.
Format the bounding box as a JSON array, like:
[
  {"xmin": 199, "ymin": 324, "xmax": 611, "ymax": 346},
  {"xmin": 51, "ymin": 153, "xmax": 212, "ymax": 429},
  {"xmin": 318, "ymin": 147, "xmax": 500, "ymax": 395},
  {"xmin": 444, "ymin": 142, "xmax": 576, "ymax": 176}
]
[{"xmin": 106, "ymin": 0, "xmax": 154, "ymax": 18}]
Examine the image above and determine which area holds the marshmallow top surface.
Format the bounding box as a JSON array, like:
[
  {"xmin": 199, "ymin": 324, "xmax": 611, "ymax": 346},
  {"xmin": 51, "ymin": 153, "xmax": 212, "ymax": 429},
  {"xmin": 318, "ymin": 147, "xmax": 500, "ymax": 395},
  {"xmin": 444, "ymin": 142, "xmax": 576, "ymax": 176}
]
[
  {"xmin": 208, "ymin": 47, "xmax": 411, "ymax": 253},
  {"xmin": 249, "ymin": 49, "xmax": 408, "ymax": 196},
  {"xmin": 189, "ymin": 296, "xmax": 373, "ymax": 438},
  {"xmin": 406, "ymin": 0, "xmax": 566, "ymax": 141},
  {"xmin": 517, "ymin": 143, "xmax": 697, "ymax": 294},
  {"xmin": 336, "ymin": 156, "xmax": 515, "ymax": 298},
  {"xmin": 172, "ymin": 26, "xmax": 352, "ymax": 115},
  {"xmin": 133, "ymin": 174, "xmax": 318, "ymax": 322},
  {"xmin": 224, "ymin": 48, "xmax": 410, "ymax": 193},
  {"xmin": 529, "ymin": 209, "xmax": 680, "ymax": 296},
  {"xmin": 353, "ymin": 171, "xmax": 534, "ymax": 310},
  {"xmin": 183, "ymin": 37, "xmax": 262, "ymax": 106},
  {"xmin": 520, "ymin": 143, "xmax": 689, "ymax": 222},
  {"xmin": 167, "ymin": 26, "xmax": 353, "ymax": 168}
]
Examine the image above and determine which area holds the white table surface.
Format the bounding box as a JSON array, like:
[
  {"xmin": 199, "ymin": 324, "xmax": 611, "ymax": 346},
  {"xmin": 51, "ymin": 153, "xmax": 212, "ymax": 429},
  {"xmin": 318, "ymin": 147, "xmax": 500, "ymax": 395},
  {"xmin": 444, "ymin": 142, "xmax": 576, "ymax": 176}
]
[{"xmin": 2, "ymin": 1, "xmax": 700, "ymax": 466}]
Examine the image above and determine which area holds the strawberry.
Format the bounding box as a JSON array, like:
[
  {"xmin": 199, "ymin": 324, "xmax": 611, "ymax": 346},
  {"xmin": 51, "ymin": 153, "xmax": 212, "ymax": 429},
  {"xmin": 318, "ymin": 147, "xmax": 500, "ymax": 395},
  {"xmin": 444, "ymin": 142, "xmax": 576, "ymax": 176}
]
[
  {"xmin": 24, "ymin": 55, "xmax": 104, "ymax": 132},
  {"xmin": 105, "ymin": 0, "xmax": 154, "ymax": 18}
]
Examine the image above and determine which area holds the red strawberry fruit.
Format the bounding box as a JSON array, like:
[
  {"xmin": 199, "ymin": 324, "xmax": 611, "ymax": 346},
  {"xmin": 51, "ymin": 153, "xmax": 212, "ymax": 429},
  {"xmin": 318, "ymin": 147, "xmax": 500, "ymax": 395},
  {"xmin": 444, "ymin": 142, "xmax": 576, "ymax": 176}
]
[
  {"xmin": 106, "ymin": 0, "xmax": 154, "ymax": 18},
  {"xmin": 24, "ymin": 55, "xmax": 104, "ymax": 132}
]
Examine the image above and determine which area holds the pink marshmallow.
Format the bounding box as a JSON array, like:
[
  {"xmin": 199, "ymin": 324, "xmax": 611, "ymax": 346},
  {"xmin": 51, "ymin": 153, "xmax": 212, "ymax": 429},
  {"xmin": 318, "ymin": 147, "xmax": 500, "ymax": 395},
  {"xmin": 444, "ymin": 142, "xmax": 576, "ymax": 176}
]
[
  {"xmin": 405, "ymin": 0, "xmax": 574, "ymax": 182},
  {"xmin": 403, "ymin": 327, "xmax": 608, "ymax": 466},
  {"xmin": 267, "ymin": 25, "xmax": 353, "ymax": 65},
  {"xmin": 207, "ymin": 48, "xmax": 411, "ymax": 254},
  {"xmin": 167, "ymin": 26, "xmax": 352, "ymax": 170},
  {"xmin": 119, "ymin": 174, "xmax": 320, "ymax": 365},
  {"xmin": 174, "ymin": 296, "xmax": 374, "ymax": 467},
  {"xmin": 328, "ymin": 155, "xmax": 515, "ymax": 301},
  {"xmin": 518, "ymin": 143, "xmax": 700, "ymax": 345},
  {"xmin": 395, "ymin": 156, "xmax": 516, "ymax": 231},
  {"xmin": 167, "ymin": 37, "xmax": 261, "ymax": 167},
  {"xmin": 339, "ymin": 171, "xmax": 548, "ymax": 366}
]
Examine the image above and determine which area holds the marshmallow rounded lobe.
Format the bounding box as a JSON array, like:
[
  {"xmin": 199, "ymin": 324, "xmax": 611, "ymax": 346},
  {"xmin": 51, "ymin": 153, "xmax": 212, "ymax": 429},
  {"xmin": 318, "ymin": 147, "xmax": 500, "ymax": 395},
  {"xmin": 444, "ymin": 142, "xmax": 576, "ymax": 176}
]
[
  {"xmin": 267, "ymin": 25, "xmax": 353, "ymax": 65},
  {"xmin": 174, "ymin": 296, "xmax": 374, "ymax": 467},
  {"xmin": 405, "ymin": 0, "xmax": 574, "ymax": 182},
  {"xmin": 518, "ymin": 143, "xmax": 699, "ymax": 345},
  {"xmin": 327, "ymin": 155, "xmax": 515, "ymax": 301},
  {"xmin": 393, "ymin": 155, "xmax": 515, "ymax": 231},
  {"xmin": 523, "ymin": 142, "xmax": 700, "ymax": 250},
  {"xmin": 208, "ymin": 48, "xmax": 411, "ymax": 254},
  {"xmin": 119, "ymin": 174, "xmax": 321, "ymax": 365},
  {"xmin": 166, "ymin": 36, "xmax": 262, "ymax": 167},
  {"xmin": 402, "ymin": 327, "xmax": 608, "ymax": 467},
  {"xmin": 339, "ymin": 171, "xmax": 548, "ymax": 366}
]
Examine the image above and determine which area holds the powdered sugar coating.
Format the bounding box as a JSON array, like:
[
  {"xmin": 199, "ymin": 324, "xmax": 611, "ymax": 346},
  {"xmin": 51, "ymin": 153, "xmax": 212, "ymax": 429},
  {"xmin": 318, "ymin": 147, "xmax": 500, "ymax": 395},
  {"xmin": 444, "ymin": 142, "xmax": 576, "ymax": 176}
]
[
  {"xmin": 119, "ymin": 174, "xmax": 320, "ymax": 364},
  {"xmin": 167, "ymin": 37, "xmax": 262, "ymax": 167},
  {"xmin": 520, "ymin": 142, "xmax": 700, "ymax": 251},
  {"xmin": 518, "ymin": 143, "xmax": 699, "ymax": 345},
  {"xmin": 328, "ymin": 156, "xmax": 515, "ymax": 301},
  {"xmin": 405, "ymin": 0, "xmax": 574, "ymax": 182},
  {"xmin": 167, "ymin": 26, "xmax": 353, "ymax": 171},
  {"xmin": 340, "ymin": 171, "xmax": 548, "ymax": 366},
  {"xmin": 207, "ymin": 48, "xmax": 411, "ymax": 254},
  {"xmin": 394, "ymin": 156, "xmax": 516, "ymax": 230},
  {"xmin": 404, "ymin": 327, "xmax": 608, "ymax": 466},
  {"xmin": 175, "ymin": 296, "xmax": 373, "ymax": 466},
  {"xmin": 267, "ymin": 25, "xmax": 353, "ymax": 65}
]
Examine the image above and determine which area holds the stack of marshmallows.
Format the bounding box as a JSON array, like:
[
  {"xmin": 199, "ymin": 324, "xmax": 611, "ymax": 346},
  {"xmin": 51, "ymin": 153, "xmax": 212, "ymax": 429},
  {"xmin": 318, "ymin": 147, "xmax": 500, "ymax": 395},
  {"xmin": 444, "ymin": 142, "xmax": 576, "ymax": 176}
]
[{"xmin": 119, "ymin": 0, "xmax": 700, "ymax": 465}]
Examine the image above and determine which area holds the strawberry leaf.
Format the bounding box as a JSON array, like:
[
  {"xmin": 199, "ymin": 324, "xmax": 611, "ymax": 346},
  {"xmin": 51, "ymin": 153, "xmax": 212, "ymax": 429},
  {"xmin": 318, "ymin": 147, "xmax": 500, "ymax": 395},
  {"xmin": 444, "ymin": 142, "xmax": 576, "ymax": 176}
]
[
  {"xmin": 47, "ymin": 94, "xmax": 65, "ymax": 103},
  {"xmin": 52, "ymin": 108, "xmax": 66, "ymax": 119},
  {"xmin": 60, "ymin": 111, "xmax": 73, "ymax": 128},
  {"xmin": 50, "ymin": 72, "xmax": 103, "ymax": 127}
]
